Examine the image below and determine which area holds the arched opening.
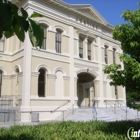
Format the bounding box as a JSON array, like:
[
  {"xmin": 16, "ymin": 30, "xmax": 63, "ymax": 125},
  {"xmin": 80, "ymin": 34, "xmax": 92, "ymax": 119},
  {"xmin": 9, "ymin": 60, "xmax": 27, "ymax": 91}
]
[
  {"xmin": 38, "ymin": 69, "xmax": 46, "ymax": 97},
  {"xmin": 55, "ymin": 70, "xmax": 63, "ymax": 97},
  {"xmin": 77, "ymin": 72, "xmax": 95, "ymax": 107},
  {"xmin": 0, "ymin": 70, "xmax": 3, "ymax": 97}
]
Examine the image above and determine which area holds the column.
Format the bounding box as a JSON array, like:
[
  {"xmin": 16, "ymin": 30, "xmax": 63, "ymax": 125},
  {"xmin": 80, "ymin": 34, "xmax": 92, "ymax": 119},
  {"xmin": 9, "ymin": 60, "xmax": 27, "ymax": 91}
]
[
  {"xmin": 83, "ymin": 37, "xmax": 88, "ymax": 60},
  {"xmin": 74, "ymin": 77, "xmax": 78, "ymax": 98},
  {"xmin": 69, "ymin": 26, "xmax": 75, "ymax": 104},
  {"xmin": 21, "ymin": 9, "xmax": 33, "ymax": 122},
  {"xmin": 97, "ymin": 36, "xmax": 104, "ymax": 107}
]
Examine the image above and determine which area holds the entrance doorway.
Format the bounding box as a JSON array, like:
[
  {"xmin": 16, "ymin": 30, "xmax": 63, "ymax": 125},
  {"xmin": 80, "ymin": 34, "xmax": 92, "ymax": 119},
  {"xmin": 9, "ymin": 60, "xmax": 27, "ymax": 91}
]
[{"xmin": 77, "ymin": 72, "xmax": 95, "ymax": 107}]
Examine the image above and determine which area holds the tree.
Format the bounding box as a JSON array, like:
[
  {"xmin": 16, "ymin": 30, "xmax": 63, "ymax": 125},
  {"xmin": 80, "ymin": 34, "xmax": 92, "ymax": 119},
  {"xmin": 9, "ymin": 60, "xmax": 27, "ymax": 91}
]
[
  {"xmin": 0, "ymin": 0, "xmax": 43, "ymax": 47},
  {"xmin": 104, "ymin": 3, "xmax": 140, "ymax": 97}
]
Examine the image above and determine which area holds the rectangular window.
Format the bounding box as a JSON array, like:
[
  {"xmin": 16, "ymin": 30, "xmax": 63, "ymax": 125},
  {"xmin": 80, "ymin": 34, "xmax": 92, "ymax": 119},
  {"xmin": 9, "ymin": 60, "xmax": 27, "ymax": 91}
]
[
  {"xmin": 113, "ymin": 48, "xmax": 116, "ymax": 64},
  {"xmin": 56, "ymin": 30, "xmax": 61, "ymax": 53},
  {"xmin": 41, "ymin": 25, "xmax": 47, "ymax": 50},
  {"xmin": 104, "ymin": 46, "xmax": 108, "ymax": 64},
  {"xmin": 79, "ymin": 37, "xmax": 83, "ymax": 58},
  {"xmin": 87, "ymin": 40, "xmax": 91, "ymax": 60},
  {"xmin": 0, "ymin": 71, "xmax": 2, "ymax": 97},
  {"xmin": 0, "ymin": 36, "xmax": 4, "ymax": 52}
]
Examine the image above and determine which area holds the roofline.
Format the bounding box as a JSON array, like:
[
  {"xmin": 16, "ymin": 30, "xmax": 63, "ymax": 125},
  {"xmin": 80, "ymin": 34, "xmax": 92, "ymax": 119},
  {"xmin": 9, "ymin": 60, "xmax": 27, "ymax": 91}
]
[{"xmin": 11, "ymin": 0, "xmax": 113, "ymax": 30}]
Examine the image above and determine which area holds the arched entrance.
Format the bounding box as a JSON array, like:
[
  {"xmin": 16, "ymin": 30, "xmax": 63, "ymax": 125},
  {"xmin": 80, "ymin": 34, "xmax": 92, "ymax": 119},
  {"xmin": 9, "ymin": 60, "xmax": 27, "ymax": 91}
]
[{"xmin": 77, "ymin": 72, "xmax": 95, "ymax": 107}]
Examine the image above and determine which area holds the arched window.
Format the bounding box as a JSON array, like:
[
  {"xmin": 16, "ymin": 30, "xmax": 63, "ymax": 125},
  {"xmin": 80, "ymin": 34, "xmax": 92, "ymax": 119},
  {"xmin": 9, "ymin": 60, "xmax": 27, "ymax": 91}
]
[
  {"xmin": 55, "ymin": 29, "xmax": 62, "ymax": 53},
  {"xmin": 87, "ymin": 40, "xmax": 91, "ymax": 60},
  {"xmin": 104, "ymin": 45, "xmax": 108, "ymax": 64},
  {"xmin": 55, "ymin": 70, "xmax": 63, "ymax": 97},
  {"xmin": 113, "ymin": 48, "xmax": 116, "ymax": 64},
  {"xmin": 38, "ymin": 69, "xmax": 46, "ymax": 97},
  {"xmin": 79, "ymin": 37, "xmax": 83, "ymax": 58},
  {"xmin": 0, "ymin": 36, "xmax": 4, "ymax": 52},
  {"xmin": 15, "ymin": 68, "xmax": 19, "ymax": 83},
  {"xmin": 0, "ymin": 70, "xmax": 2, "ymax": 97},
  {"xmin": 41, "ymin": 25, "xmax": 47, "ymax": 50}
]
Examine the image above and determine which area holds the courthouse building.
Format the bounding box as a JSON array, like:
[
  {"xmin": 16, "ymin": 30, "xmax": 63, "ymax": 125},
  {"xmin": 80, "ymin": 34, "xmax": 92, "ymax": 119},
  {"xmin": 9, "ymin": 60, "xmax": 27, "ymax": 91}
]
[{"xmin": 0, "ymin": 0, "xmax": 126, "ymax": 122}]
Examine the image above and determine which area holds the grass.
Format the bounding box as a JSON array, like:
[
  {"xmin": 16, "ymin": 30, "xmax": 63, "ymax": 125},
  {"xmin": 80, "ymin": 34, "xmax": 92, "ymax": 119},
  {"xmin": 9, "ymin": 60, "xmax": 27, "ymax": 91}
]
[{"xmin": 0, "ymin": 120, "xmax": 140, "ymax": 140}]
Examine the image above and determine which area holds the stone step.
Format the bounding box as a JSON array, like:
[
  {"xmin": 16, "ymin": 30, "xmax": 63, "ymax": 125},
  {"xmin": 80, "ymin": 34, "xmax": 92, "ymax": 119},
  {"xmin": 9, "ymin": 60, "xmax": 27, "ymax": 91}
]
[{"xmin": 56, "ymin": 106, "xmax": 140, "ymax": 122}]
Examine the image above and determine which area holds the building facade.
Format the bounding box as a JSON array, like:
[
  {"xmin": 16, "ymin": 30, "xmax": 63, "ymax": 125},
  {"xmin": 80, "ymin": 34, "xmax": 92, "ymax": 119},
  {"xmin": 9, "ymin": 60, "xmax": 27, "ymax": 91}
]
[{"xmin": 0, "ymin": 0, "xmax": 126, "ymax": 122}]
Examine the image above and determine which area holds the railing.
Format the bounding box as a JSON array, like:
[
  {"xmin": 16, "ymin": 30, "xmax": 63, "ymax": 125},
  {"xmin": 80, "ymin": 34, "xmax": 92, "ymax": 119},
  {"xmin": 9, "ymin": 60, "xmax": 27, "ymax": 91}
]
[
  {"xmin": 92, "ymin": 100, "xmax": 97, "ymax": 120},
  {"xmin": 62, "ymin": 100, "xmax": 78, "ymax": 121},
  {"xmin": 51, "ymin": 100, "xmax": 70, "ymax": 113},
  {"xmin": 137, "ymin": 110, "xmax": 140, "ymax": 119},
  {"xmin": 104, "ymin": 100, "xmax": 116, "ymax": 113},
  {"xmin": 115, "ymin": 100, "xmax": 128, "ymax": 120},
  {"xmin": 104, "ymin": 100, "xmax": 128, "ymax": 120}
]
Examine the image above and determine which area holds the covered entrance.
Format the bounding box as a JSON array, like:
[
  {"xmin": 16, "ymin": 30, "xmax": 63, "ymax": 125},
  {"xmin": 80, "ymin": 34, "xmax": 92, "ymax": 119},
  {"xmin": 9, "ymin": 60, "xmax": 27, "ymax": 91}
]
[{"xmin": 77, "ymin": 72, "xmax": 95, "ymax": 107}]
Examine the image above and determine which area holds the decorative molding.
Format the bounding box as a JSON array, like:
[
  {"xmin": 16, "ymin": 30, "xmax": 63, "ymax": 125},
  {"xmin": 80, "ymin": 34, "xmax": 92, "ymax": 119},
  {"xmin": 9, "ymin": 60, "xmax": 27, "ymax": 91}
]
[
  {"xmin": 94, "ymin": 80, "xmax": 100, "ymax": 84},
  {"xmin": 63, "ymin": 76, "xmax": 70, "ymax": 80},
  {"xmin": 18, "ymin": 72, "xmax": 23, "ymax": 77},
  {"xmin": 35, "ymin": 64, "xmax": 51, "ymax": 74},
  {"xmin": 0, "ymin": 66, "xmax": 7, "ymax": 75},
  {"xmin": 75, "ymin": 68, "xmax": 99, "ymax": 78},
  {"xmin": 47, "ymin": 74, "xmax": 56, "ymax": 79},
  {"xmin": 12, "ymin": 64, "xmax": 22, "ymax": 74},
  {"xmin": 10, "ymin": 74, "xmax": 17, "ymax": 79},
  {"xmin": 63, "ymin": 34, "xmax": 70, "ymax": 38},
  {"xmin": 48, "ymin": 29, "xmax": 56, "ymax": 33},
  {"xmin": 31, "ymin": 72, "xmax": 39, "ymax": 77},
  {"xmin": 2, "ymin": 75, "xmax": 11, "ymax": 79},
  {"xmin": 53, "ymin": 67, "xmax": 67, "ymax": 76}
]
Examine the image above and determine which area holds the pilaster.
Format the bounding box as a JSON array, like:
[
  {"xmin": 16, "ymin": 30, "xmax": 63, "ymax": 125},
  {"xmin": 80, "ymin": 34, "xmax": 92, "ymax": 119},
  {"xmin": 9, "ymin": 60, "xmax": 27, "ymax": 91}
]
[
  {"xmin": 69, "ymin": 26, "xmax": 75, "ymax": 104},
  {"xmin": 47, "ymin": 74, "xmax": 56, "ymax": 96},
  {"xmin": 21, "ymin": 8, "xmax": 33, "ymax": 122},
  {"xmin": 63, "ymin": 76, "xmax": 70, "ymax": 97},
  {"xmin": 97, "ymin": 36, "xmax": 104, "ymax": 107},
  {"xmin": 31, "ymin": 72, "xmax": 39, "ymax": 96}
]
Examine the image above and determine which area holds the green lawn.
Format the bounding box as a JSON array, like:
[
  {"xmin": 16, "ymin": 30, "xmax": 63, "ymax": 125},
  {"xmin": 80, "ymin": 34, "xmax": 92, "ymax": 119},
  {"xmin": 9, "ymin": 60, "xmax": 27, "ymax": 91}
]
[{"xmin": 0, "ymin": 121, "xmax": 139, "ymax": 140}]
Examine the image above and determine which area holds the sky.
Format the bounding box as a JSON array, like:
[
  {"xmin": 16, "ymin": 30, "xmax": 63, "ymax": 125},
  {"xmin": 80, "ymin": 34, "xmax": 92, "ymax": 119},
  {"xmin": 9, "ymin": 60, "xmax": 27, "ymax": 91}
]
[{"xmin": 63, "ymin": 0, "xmax": 139, "ymax": 26}]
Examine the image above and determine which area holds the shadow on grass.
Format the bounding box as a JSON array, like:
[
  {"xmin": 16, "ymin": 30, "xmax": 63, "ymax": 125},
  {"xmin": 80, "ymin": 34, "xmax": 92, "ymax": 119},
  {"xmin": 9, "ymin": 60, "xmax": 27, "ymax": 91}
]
[
  {"xmin": 92, "ymin": 120, "xmax": 140, "ymax": 135},
  {"xmin": 0, "ymin": 134, "xmax": 36, "ymax": 140}
]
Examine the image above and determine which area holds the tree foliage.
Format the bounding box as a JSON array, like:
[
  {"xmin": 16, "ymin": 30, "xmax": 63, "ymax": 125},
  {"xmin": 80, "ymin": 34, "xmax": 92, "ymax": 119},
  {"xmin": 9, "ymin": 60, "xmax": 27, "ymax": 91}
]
[
  {"xmin": 104, "ymin": 4, "xmax": 140, "ymax": 94},
  {"xmin": 0, "ymin": 0, "xmax": 43, "ymax": 47}
]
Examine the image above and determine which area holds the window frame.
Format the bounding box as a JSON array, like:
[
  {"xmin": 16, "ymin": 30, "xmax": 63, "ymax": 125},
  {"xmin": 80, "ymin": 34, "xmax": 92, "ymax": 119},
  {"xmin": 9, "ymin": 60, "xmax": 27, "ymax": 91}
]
[
  {"xmin": 104, "ymin": 45, "xmax": 108, "ymax": 64},
  {"xmin": 55, "ymin": 29, "xmax": 62, "ymax": 53},
  {"xmin": 87, "ymin": 40, "xmax": 91, "ymax": 60},
  {"xmin": 0, "ymin": 70, "xmax": 2, "ymax": 97},
  {"xmin": 38, "ymin": 69, "xmax": 46, "ymax": 97},
  {"xmin": 113, "ymin": 48, "xmax": 116, "ymax": 64},
  {"xmin": 79, "ymin": 37, "xmax": 83, "ymax": 58},
  {"xmin": 40, "ymin": 25, "xmax": 47, "ymax": 50}
]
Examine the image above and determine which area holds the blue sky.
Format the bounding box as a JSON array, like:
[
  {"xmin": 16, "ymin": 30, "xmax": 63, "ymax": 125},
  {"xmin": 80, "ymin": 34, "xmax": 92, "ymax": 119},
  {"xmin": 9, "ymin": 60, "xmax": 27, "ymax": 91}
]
[{"xmin": 63, "ymin": 0, "xmax": 139, "ymax": 26}]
